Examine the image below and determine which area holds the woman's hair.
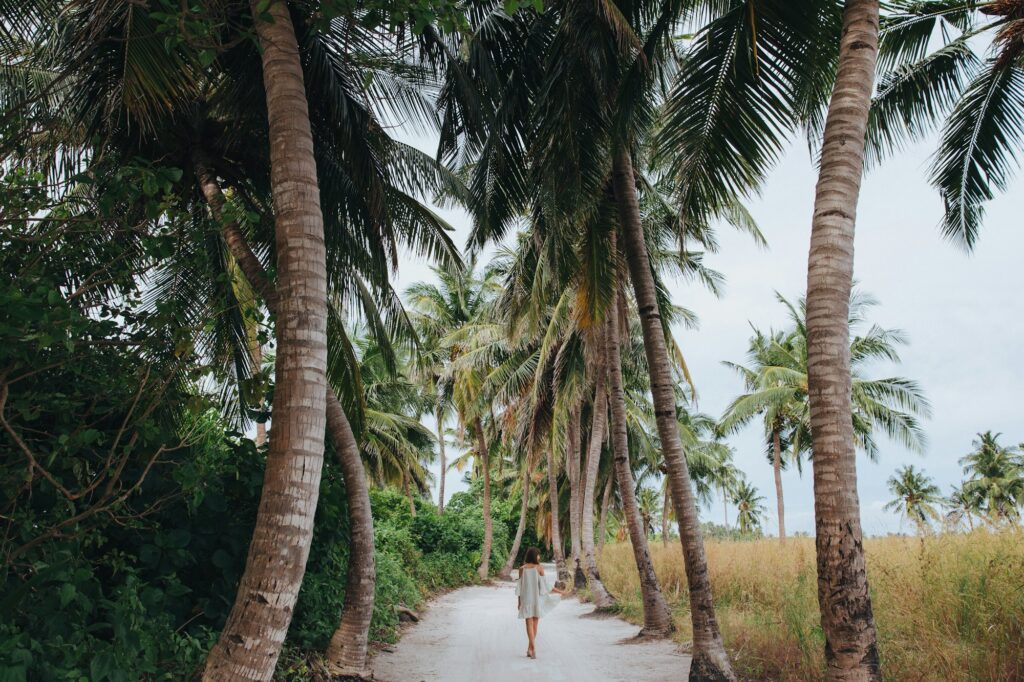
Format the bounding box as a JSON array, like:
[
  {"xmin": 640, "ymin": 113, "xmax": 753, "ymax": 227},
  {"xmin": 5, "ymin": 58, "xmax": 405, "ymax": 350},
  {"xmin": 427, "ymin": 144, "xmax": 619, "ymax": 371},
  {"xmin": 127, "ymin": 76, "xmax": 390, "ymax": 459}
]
[{"xmin": 523, "ymin": 547, "xmax": 541, "ymax": 565}]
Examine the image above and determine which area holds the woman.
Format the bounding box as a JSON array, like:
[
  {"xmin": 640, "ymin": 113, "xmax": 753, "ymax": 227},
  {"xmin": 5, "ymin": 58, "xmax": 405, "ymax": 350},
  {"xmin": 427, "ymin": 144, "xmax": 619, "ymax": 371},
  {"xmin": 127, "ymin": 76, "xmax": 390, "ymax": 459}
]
[{"xmin": 515, "ymin": 547, "xmax": 565, "ymax": 659}]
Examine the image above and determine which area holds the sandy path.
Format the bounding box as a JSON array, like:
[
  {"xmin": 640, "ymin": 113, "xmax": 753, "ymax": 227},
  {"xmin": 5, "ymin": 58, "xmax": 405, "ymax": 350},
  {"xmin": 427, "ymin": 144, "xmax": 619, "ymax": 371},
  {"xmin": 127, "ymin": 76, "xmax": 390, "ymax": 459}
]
[{"xmin": 372, "ymin": 565, "xmax": 690, "ymax": 681}]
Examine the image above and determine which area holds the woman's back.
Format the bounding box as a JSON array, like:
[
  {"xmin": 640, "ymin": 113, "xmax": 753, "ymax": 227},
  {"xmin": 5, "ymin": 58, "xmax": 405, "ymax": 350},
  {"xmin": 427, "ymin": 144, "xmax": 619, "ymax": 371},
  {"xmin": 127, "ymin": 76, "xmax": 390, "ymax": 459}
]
[{"xmin": 516, "ymin": 564, "xmax": 552, "ymax": 619}]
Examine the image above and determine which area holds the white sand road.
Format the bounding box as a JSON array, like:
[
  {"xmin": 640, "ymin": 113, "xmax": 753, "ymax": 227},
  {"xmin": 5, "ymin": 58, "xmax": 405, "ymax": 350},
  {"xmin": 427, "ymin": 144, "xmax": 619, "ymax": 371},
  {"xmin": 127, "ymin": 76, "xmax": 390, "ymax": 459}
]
[{"xmin": 371, "ymin": 565, "xmax": 691, "ymax": 682}]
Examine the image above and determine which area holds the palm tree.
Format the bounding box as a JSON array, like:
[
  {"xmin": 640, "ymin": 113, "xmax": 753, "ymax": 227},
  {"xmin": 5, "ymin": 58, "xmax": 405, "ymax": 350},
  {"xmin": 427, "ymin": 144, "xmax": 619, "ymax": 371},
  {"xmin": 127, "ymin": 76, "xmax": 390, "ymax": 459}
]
[
  {"xmin": 408, "ymin": 263, "xmax": 493, "ymax": 518},
  {"xmin": 870, "ymin": 0, "xmax": 1024, "ymax": 247},
  {"xmin": 803, "ymin": 2, "xmax": 883, "ymax": 679},
  {"xmin": 203, "ymin": 4, "xmax": 330, "ymax": 677},
  {"xmin": 732, "ymin": 481, "xmax": 766, "ymax": 536},
  {"xmin": 721, "ymin": 291, "xmax": 931, "ymax": 543},
  {"xmin": 883, "ymin": 465, "xmax": 944, "ymax": 533},
  {"xmin": 945, "ymin": 484, "xmax": 979, "ymax": 531},
  {"xmin": 721, "ymin": 329, "xmax": 803, "ymax": 541},
  {"xmin": 421, "ymin": 262, "xmax": 503, "ymax": 579},
  {"xmin": 607, "ymin": 289, "xmax": 674, "ymax": 633},
  {"xmin": 959, "ymin": 431, "xmax": 1024, "ymax": 524},
  {"xmin": 499, "ymin": 458, "xmax": 535, "ymax": 579},
  {"xmin": 636, "ymin": 487, "xmax": 661, "ymax": 539}
]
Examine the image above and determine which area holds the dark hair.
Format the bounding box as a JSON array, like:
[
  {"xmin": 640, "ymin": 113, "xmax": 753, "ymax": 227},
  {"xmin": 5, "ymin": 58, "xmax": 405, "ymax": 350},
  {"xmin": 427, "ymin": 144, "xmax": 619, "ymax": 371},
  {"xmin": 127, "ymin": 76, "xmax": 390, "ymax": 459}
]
[{"xmin": 523, "ymin": 547, "xmax": 541, "ymax": 565}]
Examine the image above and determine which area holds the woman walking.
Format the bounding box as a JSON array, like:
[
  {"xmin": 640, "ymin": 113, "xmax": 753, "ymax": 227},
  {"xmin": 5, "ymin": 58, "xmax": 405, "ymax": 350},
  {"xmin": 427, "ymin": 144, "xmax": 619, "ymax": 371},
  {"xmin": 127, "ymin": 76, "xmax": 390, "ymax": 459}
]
[{"xmin": 515, "ymin": 547, "xmax": 565, "ymax": 659}]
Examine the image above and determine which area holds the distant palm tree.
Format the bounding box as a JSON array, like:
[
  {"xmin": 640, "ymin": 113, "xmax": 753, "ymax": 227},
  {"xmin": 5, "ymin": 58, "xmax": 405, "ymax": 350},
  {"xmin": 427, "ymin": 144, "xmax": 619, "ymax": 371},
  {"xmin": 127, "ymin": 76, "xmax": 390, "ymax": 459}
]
[
  {"xmin": 721, "ymin": 291, "xmax": 931, "ymax": 542},
  {"xmin": 945, "ymin": 484, "xmax": 980, "ymax": 531},
  {"xmin": 883, "ymin": 465, "xmax": 943, "ymax": 533},
  {"xmin": 959, "ymin": 432, "xmax": 1024, "ymax": 525},
  {"xmin": 732, "ymin": 481, "xmax": 766, "ymax": 536},
  {"xmin": 636, "ymin": 487, "xmax": 661, "ymax": 539}
]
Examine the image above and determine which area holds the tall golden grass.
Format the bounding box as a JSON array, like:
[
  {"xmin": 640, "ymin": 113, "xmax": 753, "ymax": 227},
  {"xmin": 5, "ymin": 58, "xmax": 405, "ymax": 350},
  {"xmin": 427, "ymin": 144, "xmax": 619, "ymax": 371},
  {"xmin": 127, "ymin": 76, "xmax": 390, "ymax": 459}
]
[{"xmin": 598, "ymin": 531, "xmax": 1024, "ymax": 681}]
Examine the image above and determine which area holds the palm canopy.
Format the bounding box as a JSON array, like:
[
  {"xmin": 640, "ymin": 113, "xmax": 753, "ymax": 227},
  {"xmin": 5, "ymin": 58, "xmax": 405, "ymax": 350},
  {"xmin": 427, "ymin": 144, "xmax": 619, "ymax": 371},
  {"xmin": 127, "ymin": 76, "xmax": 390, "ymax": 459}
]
[
  {"xmin": 869, "ymin": 0, "xmax": 1024, "ymax": 248},
  {"xmin": 958, "ymin": 431, "xmax": 1024, "ymax": 523},
  {"xmin": 1, "ymin": 0, "xmax": 470, "ymax": 434},
  {"xmin": 883, "ymin": 464, "xmax": 944, "ymax": 530},
  {"xmin": 731, "ymin": 479, "xmax": 766, "ymax": 534},
  {"xmin": 435, "ymin": 0, "xmax": 812, "ymax": 255},
  {"xmin": 721, "ymin": 290, "xmax": 932, "ymax": 463}
]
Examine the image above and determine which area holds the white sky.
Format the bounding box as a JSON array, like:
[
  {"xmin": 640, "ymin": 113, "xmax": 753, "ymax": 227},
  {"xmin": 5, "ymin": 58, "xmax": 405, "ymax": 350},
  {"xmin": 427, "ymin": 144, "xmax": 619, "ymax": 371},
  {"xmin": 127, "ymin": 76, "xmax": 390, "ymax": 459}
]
[{"xmin": 391, "ymin": 129, "xmax": 1023, "ymax": 537}]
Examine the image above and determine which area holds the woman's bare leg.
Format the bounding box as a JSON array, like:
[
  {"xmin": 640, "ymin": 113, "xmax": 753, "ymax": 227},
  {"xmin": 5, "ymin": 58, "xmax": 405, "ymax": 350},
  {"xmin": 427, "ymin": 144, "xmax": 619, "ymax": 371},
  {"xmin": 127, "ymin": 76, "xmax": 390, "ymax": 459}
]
[
  {"xmin": 527, "ymin": 617, "xmax": 538, "ymax": 656},
  {"xmin": 524, "ymin": 619, "xmax": 532, "ymax": 655}
]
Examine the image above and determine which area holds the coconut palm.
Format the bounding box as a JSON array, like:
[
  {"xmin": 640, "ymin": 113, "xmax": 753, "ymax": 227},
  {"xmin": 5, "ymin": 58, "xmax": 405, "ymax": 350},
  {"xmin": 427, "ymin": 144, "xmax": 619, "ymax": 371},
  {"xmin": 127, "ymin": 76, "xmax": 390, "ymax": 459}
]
[
  {"xmin": 803, "ymin": 3, "xmax": 883, "ymax": 678},
  {"xmin": 883, "ymin": 465, "xmax": 944, "ymax": 532},
  {"xmin": 945, "ymin": 484, "xmax": 980, "ymax": 531},
  {"xmin": 732, "ymin": 480, "xmax": 766, "ymax": 535},
  {"xmin": 959, "ymin": 431, "xmax": 1024, "ymax": 524},
  {"xmin": 607, "ymin": 289, "xmax": 674, "ymax": 632},
  {"xmin": 870, "ymin": 0, "xmax": 1024, "ymax": 247},
  {"xmin": 422, "ymin": 262, "xmax": 503, "ymax": 578},
  {"xmin": 407, "ymin": 264, "xmax": 491, "ymax": 516},
  {"xmin": 721, "ymin": 329, "xmax": 803, "ymax": 541},
  {"xmin": 636, "ymin": 487, "xmax": 661, "ymax": 539},
  {"xmin": 721, "ymin": 291, "xmax": 930, "ymax": 544},
  {"xmin": 200, "ymin": 4, "xmax": 330, "ymax": 676}
]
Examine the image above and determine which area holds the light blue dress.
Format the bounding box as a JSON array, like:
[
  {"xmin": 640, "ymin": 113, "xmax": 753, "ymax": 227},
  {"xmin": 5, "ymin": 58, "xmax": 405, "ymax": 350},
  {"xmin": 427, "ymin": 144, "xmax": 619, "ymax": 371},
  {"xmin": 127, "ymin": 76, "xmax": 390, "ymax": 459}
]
[{"xmin": 516, "ymin": 566, "xmax": 559, "ymax": 619}]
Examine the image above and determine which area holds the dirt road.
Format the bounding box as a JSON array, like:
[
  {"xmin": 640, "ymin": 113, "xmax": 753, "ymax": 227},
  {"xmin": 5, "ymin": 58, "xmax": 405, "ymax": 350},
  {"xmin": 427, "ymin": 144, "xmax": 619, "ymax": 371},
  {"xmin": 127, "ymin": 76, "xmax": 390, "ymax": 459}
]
[{"xmin": 372, "ymin": 566, "xmax": 690, "ymax": 681}]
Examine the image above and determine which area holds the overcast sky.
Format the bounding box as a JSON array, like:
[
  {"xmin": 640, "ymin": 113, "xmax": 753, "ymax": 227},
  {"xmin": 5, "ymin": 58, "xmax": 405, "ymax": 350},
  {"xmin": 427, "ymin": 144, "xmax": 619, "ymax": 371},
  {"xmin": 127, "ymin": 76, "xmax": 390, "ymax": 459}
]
[{"xmin": 391, "ymin": 129, "xmax": 1023, "ymax": 537}]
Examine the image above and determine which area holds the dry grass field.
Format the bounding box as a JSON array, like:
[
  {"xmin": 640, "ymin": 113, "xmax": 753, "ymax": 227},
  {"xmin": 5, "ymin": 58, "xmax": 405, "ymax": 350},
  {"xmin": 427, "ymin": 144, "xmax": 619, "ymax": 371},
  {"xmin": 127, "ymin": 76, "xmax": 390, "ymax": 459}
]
[{"xmin": 598, "ymin": 531, "xmax": 1024, "ymax": 681}]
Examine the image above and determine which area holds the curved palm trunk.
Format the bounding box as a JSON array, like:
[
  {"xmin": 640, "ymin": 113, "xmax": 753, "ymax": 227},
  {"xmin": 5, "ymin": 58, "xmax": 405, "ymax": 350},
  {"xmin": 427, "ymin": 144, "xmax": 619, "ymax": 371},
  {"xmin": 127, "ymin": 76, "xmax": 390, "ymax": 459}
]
[
  {"xmin": 499, "ymin": 465, "xmax": 532, "ymax": 579},
  {"xmin": 322, "ymin": 399, "xmax": 375, "ymax": 676},
  {"xmin": 202, "ymin": 3, "xmax": 328, "ymax": 678},
  {"xmin": 613, "ymin": 147, "xmax": 734, "ymax": 681},
  {"xmin": 252, "ymin": 341, "xmax": 267, "ymax": 447},
  {"xmin": 566, "ymin": 403, "xmax": 585, "ymax": 587},
  {"xmin": 805, "ymin": 2, "xmax": 882, "ymax": 680},
  {"xmin": 437, "ymin": 407, "xmax": 446, "ymax": 514},
  {"xmin": 607, "ymin": 296, "xmax": 674, "ymax": 636},
  {"xmin": 721, "ymin": 484, "xmax": 729, "ymax": 528},
  {"xmin": 475, "ymin": 420, "xmax": 493, "ymax": 579},
  {"xmin": 597, "ymin": 476, "xmax": 613, "ymax": 555},
  {"xmin": 195, "ymin": 164, "xmax": 374, "ymax": 677},
  {"xmin": 662, "ymin": 489, "xmax": 671, "ymax": 547},
  {"xmin": 772, "ymin": 429, "xmax": 787, "ymax": 542},
  {"xmin": 580, "ymin": 348, "xmax": 615, "ymax": 608},
  {"xmin": 547, "ymin": 447, "xmax": 570, "ymax": 586}
]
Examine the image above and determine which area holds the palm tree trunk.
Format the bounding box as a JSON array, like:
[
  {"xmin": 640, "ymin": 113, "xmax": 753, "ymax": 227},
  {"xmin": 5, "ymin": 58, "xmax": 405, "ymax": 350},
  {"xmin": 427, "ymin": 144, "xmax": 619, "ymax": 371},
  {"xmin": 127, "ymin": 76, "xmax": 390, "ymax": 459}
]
[
  {"xmin": 499, "ymin": 466, "xmax": 532, "ymax": 579},
  {"xmin": 721, "ymin": 483, "xmax": 729, "ymax": 528},
  {"xmin": 772, "ymin": 429, "xmax": 787, "ymax": 542},
  {"xmin": 547, "ymin": 447, "xmax": 570, "ymax": 586},
  {"xmin": 475, "ymin": 420, "xmax": 493, "ymax": 579},
  {"xmin": 322, "ymin": 398, "xmax": 376, "ymax": 676},
  {"xmin": 606, "ymin": 295, "xmax": 674, "ymax": 635},
  {"xmin": 202, "ymin": 3, "xmax": 328, "ymax": 678},
  {"xmin": 662, "ymin": 488, "xmax": 671, "ymax": 547},
  {"xmin": 194, "ymin": 163, "xmax": 374, "ymax": 677},
  {"xmin": 252, "ymin": 341, "xmax": 267, "ymax": 447},
  {"xmin": 804, "ymin": 2, "xmax": 882, "ymax": 679},
  {"xmin": 580, "ymin": 340, "xmax": 615, "ymax": 608},
  {"xmin": 597, "ymin": 476, "xmax": 613, "ymax": 556},
  {"xmin": 613, "ymin": 146, "xmax": 734, "ymax": 681},
  {"xmin": 566, "ymin": 403, "xmax": 585, "ymax": 586},
  {"xmin": 437, "ymin": 407, "xmax": 446, "ymax": 514},
  {"xmin": 402, "ymin": 472, "xmax": 417, "ymax": 517}
]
